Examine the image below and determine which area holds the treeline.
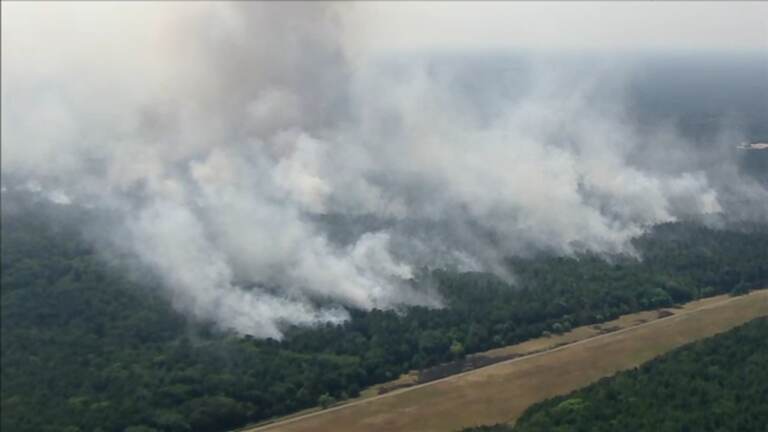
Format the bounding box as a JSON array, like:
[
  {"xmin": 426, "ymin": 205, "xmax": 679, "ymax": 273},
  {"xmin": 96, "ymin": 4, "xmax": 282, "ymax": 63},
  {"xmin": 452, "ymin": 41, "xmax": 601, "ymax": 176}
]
[
  {"xmin": 464, "ymin": 317, "xmax": 768, "ymax": 432},
  {"xmin": 278, "ymin": 220, "xmax": 767, "ymax": 376},
  {"xmin": 2, "ymin": 197, "xmax": 767, "ymax": 432}
]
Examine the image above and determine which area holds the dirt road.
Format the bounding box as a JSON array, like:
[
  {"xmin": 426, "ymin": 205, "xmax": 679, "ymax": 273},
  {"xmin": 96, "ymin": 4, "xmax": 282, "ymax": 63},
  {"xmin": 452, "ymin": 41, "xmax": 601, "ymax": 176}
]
[{"xmin": 243, "ymin": 289, "xmax": 768, "ymax": 432}]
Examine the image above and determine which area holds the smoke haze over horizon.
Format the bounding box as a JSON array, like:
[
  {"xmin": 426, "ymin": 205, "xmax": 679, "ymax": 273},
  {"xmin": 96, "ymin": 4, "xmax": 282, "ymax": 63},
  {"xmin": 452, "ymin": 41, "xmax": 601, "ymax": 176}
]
[{"xmin": 2, "ymin": 2, "xmax": 767, "ymax": 337}]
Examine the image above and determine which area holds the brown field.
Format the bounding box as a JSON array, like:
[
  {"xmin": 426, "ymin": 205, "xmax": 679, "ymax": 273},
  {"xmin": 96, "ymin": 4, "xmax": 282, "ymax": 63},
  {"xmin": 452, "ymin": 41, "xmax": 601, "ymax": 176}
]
[{"xmin": 244, "ymin": 289, "xmax": 768, "ymax": 432}]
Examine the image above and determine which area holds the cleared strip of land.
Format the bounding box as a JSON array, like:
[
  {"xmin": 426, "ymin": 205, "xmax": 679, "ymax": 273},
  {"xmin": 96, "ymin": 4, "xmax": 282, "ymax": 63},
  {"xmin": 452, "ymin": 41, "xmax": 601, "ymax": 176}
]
[{"xmin": 245, "ymin": 289, "xmax": 768, "ymax": 432}]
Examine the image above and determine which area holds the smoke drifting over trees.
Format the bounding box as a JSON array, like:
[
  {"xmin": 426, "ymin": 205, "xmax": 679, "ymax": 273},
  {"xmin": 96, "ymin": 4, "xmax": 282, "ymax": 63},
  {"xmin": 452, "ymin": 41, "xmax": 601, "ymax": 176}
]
[{"xmin": 2, "ymin": 2, "xmax": 766, "ymax": 337}]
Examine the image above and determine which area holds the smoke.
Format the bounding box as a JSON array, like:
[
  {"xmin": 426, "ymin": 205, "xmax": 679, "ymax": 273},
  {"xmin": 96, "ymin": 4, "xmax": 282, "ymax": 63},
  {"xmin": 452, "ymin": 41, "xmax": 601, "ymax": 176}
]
[{"xmin": 2, "ymin": 2, "xmax": 766, "ymax": 337}]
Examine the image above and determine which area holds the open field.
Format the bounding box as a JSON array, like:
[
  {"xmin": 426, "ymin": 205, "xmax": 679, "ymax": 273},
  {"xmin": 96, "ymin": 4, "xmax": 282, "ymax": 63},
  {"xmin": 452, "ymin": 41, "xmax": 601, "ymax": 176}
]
[{"xmin": 244, "ymin": 289, "xmax": 768, "ymax": 432}]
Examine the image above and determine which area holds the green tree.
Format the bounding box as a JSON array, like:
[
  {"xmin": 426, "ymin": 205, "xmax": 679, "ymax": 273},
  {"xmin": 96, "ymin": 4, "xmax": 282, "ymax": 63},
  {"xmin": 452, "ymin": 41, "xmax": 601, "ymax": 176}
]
[
  {"xmin": 450, "ymin": 340, "xmax": 465, "ymax": 359},
  {"xmin": 317, "ymin": 393, "xmax": 336, "ymax": 409}
]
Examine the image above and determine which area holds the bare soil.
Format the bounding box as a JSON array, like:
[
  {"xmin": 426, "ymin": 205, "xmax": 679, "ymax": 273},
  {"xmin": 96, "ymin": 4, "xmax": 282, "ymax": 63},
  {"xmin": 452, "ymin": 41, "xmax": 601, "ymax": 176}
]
[{"xmin": 243, "ymin": 289, "xmax": 768, "ymax": 432}]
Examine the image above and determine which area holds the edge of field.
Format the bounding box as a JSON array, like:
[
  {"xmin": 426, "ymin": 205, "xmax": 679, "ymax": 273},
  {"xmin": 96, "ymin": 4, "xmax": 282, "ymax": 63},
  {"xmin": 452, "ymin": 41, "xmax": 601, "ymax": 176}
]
[{"xmin": 240, "ymin": 289, "xmax": 768, "ymax": 432}]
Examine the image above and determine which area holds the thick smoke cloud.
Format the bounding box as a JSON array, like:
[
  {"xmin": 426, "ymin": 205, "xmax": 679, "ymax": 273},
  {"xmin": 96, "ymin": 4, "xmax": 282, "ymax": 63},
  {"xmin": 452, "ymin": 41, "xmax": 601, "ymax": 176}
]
[{"xmin": 2, "ymin": 2, "xmax": 765, "ymax": 337}]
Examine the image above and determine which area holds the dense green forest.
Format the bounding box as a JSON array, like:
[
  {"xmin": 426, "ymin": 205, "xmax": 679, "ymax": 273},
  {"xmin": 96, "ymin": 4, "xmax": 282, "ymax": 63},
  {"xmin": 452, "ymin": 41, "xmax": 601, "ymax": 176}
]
[
  {"xmin": 2, "ymin": 196, "xmax": 767, "ymax": 432},
  {"xmin": 464, "ymin": 317, "xmax": 768, "ymax": 432}
]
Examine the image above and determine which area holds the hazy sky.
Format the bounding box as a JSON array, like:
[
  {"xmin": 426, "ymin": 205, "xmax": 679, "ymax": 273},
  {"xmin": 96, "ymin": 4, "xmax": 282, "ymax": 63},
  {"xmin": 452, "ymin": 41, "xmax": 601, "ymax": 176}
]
[
  {"xmin": 4, "ymin": 1, "xmax": 767, "ymax": 59},
  {"xmin": 343, "ymin": 2, "xmax": 768, "ymax": 55}
]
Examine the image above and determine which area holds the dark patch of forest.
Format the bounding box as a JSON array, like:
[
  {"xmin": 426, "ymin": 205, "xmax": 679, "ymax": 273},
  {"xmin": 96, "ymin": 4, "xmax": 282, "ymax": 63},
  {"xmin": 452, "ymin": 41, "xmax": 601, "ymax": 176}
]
[
  {"xmin": 2, "ymin": 196, "xmax": 767, "ymax": 432},
  {"xmin": 463, "ymin": 317, "xmax": 768, "ymax": 432}
]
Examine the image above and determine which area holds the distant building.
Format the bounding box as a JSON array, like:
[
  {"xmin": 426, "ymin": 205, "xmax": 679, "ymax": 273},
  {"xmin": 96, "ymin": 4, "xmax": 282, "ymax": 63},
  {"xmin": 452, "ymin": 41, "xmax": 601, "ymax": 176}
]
[{"xmin": 737, "ymin": 143, "xmax": 768, "ymax": 150}]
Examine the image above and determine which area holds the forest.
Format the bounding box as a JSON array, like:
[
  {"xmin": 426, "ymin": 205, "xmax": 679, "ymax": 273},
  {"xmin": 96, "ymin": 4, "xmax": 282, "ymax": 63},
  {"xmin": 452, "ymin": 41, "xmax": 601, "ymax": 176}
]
[
  {"xmin": 464, "ymin": 317, "xmax": 768, "ymax": 432},
  {"xmin": 2, "ymin": 195, "xmax": 767, "ymax": 432}
]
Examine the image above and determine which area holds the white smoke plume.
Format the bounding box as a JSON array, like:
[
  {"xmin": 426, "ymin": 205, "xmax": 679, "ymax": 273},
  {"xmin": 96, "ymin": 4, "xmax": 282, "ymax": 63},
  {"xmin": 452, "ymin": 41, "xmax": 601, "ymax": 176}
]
[{"xmin": 2, "ymin": 2, "xmax": 765, "ymax": 337}]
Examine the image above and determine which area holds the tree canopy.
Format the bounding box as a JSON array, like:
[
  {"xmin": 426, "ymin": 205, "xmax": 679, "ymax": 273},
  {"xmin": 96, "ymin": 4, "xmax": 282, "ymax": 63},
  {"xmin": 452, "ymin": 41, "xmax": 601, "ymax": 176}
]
[
  {"xmin": 464, "ymin": 317, "xmax": 768, "ymax": 432},
  {"xmin": 2, "ymin": 198, "xmax": 767, "ymax": 432}
]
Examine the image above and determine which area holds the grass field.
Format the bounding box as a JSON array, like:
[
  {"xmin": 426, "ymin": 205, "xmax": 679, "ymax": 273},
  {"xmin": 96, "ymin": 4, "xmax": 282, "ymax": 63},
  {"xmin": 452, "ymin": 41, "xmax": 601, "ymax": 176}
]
[{"xmin": 244, "ymin": 289, "xmax": 768, "ymax": 432}]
